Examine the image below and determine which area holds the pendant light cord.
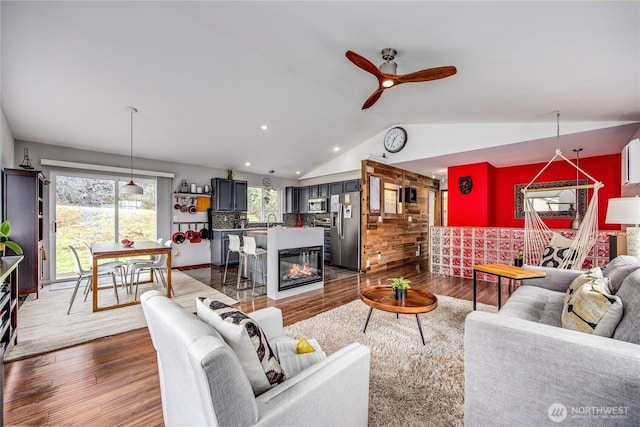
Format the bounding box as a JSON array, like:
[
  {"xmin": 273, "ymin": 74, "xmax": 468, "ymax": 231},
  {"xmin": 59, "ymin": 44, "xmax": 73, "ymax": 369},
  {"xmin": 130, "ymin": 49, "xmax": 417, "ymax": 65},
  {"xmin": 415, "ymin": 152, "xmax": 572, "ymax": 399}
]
[{"xmin": 127, "ymin": 106, "xmax": 137, "ymax": 180}]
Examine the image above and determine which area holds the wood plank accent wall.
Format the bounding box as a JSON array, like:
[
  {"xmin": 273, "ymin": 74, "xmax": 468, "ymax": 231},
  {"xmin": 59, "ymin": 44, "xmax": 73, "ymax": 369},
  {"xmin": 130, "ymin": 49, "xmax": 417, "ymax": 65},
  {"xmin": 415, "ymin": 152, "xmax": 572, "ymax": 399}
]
[{"xmin": 360, "ymin": 160, "xmax": 440, "ymax": 272}]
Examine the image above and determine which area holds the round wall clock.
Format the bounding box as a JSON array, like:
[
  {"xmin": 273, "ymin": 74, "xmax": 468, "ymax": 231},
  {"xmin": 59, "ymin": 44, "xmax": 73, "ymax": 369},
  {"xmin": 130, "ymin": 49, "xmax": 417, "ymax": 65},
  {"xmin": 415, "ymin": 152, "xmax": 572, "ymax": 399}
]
[{"xmin": 383, "ymin": 127, "xmax": 408, "ymax": 153}]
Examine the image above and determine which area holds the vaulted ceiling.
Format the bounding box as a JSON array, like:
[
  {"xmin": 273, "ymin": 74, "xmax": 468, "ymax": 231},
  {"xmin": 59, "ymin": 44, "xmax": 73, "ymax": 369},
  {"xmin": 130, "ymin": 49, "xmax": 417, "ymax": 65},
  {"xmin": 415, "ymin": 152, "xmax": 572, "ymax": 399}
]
[{"xmin": 2, "ymin": 1, "xmax": 639, "ymax": 179}]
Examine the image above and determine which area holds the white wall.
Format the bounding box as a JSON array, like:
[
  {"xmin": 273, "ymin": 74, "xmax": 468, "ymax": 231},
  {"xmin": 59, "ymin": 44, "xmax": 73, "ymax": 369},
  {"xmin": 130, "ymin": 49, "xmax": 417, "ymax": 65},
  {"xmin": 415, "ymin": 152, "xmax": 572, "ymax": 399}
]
[
  {"xmin": 302, "ymin": 121, "xmax": 636, "ymax": 179},
  {"xmin": 1, "ymin": 107, "xmax": 15, "ymax": 170}
]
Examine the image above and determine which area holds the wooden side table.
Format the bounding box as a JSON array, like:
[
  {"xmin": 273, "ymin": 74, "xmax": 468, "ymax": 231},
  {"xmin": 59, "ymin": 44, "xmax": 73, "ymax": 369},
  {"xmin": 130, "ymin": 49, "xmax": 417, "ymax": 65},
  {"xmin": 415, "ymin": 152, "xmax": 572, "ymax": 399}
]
[
  {"xmin": 472, "ymin": 264, "xmax": 546, "ymax": 310},
  {"xmin": 360, "ymin": 285, "xmax": 438, "ymax": 345}
]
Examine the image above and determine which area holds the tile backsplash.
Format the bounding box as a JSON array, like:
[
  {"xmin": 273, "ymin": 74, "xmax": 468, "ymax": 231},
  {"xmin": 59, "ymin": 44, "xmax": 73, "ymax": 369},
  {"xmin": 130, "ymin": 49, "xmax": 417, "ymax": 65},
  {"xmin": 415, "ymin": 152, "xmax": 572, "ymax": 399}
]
[{"xmin": 209, "ymin": 211, "xmax": 329, "ymax": 229}]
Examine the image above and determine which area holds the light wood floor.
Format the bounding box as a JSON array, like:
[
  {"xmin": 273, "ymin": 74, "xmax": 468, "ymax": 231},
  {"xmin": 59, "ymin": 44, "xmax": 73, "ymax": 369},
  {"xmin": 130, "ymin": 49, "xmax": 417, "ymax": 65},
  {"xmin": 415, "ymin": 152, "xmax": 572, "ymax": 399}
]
[{"xmin": 3, "ymin": 261, "xmax": 512, "ymax": 426}]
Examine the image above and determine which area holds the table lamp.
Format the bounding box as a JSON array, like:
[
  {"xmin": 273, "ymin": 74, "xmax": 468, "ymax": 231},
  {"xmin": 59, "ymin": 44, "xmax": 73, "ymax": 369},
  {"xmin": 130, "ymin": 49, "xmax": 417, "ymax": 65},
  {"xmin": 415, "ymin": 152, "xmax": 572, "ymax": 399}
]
[{"xmin": 605, "ymin": 197, "xmax": 640, "ymax": 256}]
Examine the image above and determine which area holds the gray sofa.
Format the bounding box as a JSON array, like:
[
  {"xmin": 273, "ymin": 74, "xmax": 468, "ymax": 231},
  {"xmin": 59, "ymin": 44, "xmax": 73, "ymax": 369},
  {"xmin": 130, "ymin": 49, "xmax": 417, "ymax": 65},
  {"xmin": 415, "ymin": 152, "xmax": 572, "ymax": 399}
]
[
  {"xmin": 464, "ymin": 256, "xmax": 640, "ymax": 426},
  {"xmin": 140, "ymin": 290, "xmax": 371, "ymax": 427}
]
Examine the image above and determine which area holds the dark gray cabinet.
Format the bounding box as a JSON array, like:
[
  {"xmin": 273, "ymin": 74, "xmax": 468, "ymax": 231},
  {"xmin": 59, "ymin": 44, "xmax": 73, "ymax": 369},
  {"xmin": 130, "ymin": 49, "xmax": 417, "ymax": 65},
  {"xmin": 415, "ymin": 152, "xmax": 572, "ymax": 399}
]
[
  {"xmin": 212, "ymin": 178, "xmax": 247, "ymax": 211},
  {"xmin": 329, "ymin": 181, "xmax": 344, "ymax": 197},
  {"xmin": 285, "ymin": 187, "xmax": 300, "ymax": 213},
  {"xmin": 211, "ymin": 230, "xmax": 243, "ymax": 266},
  {"xmin": 343, "ymin": 179, "xmax": 361, "ymax": 192},
  {"xmin": 323, "ymin": 227, "xmax": 331, "ymax": 263},
  {"xmin": 318, "ymin": 184, "xmax": 329, "ymax": 198},
  {"xmin": 309, "ymin": 184, "xmax": 329, "ymax": 199},
  {"xmin": 298, "ymin": 186, "xmax": 309, "ymax": 213},
  {"xmin": 289, "ymin": 181, "xmax": 359, "ymax": 213}
]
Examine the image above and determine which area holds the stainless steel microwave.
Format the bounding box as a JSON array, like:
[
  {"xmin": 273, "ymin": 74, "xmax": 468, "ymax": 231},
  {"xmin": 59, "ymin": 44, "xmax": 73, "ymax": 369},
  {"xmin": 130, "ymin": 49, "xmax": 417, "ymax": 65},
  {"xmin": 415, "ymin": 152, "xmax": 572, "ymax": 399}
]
[{"xmin": 308, "ymin": 198, "xmax": 327, "ymax": 213}]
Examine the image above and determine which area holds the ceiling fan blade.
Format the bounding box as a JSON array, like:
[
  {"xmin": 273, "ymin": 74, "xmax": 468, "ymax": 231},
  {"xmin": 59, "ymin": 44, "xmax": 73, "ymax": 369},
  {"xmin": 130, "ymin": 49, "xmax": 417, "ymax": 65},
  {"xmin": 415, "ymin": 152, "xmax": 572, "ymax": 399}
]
[
  {"xmin": 395, "ymin": 66, "xmax": 457, "ymax": 84},
  {"xmin": 346, "ymin": 50, "xmax": 384, "ymax": 79},
  {"xmin": 362, "ymin": 88, "xmax": 385, "ymax": 110}
]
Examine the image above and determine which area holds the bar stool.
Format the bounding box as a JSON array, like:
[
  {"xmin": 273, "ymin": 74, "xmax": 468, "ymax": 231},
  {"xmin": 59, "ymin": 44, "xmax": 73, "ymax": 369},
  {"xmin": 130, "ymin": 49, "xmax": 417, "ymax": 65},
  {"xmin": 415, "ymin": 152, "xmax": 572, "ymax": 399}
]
[
  {"xmin": 223, "ymin": 234, "xmax": 246, "ymax": 289},
  {"xmin": 242, "ymin": 235, "xmax": 267, "ymax": 296}
]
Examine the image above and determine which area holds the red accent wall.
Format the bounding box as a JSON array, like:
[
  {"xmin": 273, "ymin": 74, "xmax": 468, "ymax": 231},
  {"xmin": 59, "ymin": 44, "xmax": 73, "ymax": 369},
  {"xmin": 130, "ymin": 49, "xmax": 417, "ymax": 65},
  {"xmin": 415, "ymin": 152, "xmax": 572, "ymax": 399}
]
[
  {"xmin": 449, "ymin": 154, "xmax": 621, "ymax": 229},
  {"xmin": 449, "ymin": 162, "xmax": 496, "ymax": 226}
]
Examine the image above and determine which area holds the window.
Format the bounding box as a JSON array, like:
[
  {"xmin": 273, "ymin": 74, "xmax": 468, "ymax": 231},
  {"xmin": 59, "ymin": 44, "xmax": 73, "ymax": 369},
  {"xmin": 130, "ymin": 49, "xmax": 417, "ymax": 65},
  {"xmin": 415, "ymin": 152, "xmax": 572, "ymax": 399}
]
[
  {"xmin": 247, "ymin": 186, "xmax": 280, "ymax": 222},
  {"xmin": 53, "ymin": 173, "xmax": 157, "ymax": 280}
]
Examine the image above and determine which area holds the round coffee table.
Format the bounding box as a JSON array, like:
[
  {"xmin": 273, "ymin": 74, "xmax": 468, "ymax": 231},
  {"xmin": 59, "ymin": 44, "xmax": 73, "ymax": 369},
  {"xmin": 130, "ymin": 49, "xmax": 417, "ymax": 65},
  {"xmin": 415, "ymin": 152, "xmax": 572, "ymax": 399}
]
[{"xmin": 360, "ymin": 285, "xmax": 438, "ymax": 345}]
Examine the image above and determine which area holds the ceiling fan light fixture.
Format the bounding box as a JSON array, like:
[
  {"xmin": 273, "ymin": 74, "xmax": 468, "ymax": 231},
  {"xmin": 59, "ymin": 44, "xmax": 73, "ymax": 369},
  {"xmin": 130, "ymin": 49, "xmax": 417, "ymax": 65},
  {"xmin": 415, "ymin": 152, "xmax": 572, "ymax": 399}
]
[
  {"xmin": 379, "ymin": 60, "xmax": 397, "ymax": 75},
  {"xmin": 120, "ymin": 106, "xmax": 143, "ymax": 195},
  {"xmin": 382, "ymin": 79, "xmax": 395, "ymax": 88}
]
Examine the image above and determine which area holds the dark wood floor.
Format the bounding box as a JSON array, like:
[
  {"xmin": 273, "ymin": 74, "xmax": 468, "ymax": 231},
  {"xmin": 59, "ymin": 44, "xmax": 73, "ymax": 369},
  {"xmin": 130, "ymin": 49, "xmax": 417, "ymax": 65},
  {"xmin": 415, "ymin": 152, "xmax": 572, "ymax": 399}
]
[{"xmin": 3, "ymin": 261, "xmax": 511, "ymax": 426}]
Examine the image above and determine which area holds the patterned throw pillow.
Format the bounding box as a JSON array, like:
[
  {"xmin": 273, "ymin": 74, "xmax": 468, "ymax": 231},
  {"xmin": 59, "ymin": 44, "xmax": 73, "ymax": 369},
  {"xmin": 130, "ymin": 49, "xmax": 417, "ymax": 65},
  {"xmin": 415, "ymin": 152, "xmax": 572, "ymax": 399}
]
[
  {"xmin": 561, "ymin": 277, "xmax": 623, "ymax": 337},
  {"xmin": 196, "ymin": 298, "xmax": 286, "ymax": 396},
  {"xmin": 540, "ymin": 245, "xmax": 576, "ymax": 268},
  {"xmin": 563, "ymin": 267, "xmax": 604, "ymax": 305}
]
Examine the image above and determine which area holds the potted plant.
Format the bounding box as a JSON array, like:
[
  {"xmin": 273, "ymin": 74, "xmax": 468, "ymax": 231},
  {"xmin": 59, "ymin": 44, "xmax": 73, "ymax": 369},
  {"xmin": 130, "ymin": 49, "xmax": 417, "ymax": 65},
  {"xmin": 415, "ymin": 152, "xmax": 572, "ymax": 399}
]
[
  {"xmin": 388, "ymin": 276, "xmax": 411, "ymax": 300},
  {"xmin": 0, "ymin": 220, "xmax": 23, "ymax": 257},
  {"xmin": 514, "ymin": 249, "xmax": 524, "ymax": 267}
]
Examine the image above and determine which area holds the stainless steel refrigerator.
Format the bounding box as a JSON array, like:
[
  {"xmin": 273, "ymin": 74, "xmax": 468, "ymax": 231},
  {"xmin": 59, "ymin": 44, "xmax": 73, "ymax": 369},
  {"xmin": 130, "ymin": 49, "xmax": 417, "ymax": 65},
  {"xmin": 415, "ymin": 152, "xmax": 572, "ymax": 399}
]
[{"xmin": 330, "ymin": 191, "xmax": 361, "ymax": 270}]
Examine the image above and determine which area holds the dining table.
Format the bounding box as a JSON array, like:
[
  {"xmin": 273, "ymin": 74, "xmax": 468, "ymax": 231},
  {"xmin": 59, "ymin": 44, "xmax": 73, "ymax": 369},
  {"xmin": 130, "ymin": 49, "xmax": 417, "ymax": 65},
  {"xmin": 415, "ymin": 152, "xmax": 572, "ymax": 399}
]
[{"xmin": 90, "ymin": 240, "xmax": 172, "ymax": 312}]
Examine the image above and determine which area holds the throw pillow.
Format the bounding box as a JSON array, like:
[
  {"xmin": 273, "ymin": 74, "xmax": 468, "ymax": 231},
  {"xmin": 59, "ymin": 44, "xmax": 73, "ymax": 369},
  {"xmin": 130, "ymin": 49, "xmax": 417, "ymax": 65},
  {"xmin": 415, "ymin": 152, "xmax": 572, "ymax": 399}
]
[
  {"xmin": 561, "ymin": 277, "xmax": 623, "ymax": 337},
  {"xmin": 196, "ymin": 298, "xmax": 286, "ymax": 396},
  {"xmin": 549, "ymin": 232, "xmax": 574, "ymax": 248},
  {"xmin": 612, "ymin": 268, "xmax": 640, "ymax": 344},
  {"xmin": 564, "ymin": 267, "xmax": 604, "ymax": 304},
  {"xmin": 540, "ymin": 245, "xmax": 576, "ymax": 269}
]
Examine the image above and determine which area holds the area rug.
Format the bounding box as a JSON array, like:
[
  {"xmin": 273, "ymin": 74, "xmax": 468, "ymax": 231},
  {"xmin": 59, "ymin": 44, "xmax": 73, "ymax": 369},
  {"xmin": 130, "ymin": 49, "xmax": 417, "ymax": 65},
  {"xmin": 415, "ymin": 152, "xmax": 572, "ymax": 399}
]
[
  {"xmin": 5, "ymin": 270, "xmax": 238, "ymax": 361},
  {"xmin": 283, "ymin": 296, "xmax": 496, "ymax": 427}
]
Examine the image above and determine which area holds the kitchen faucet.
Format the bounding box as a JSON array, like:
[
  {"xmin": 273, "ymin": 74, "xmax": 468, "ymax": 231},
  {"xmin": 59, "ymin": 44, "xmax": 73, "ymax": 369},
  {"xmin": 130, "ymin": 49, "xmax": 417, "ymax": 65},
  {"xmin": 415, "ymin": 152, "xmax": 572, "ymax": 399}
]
[{"xmin": 267, "ymin": 213, "xmax": 277, "ymax": 228}]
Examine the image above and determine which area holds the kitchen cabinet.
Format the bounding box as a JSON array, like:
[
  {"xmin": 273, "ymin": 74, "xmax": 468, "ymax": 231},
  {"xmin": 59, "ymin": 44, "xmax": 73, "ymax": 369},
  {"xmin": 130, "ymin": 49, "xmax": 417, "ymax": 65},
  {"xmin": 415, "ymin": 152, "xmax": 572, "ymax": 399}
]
[
  {"xmin": 2, "ymin": 169, "xmax": 45, "ymax": 296},
  {"xmin": 343, "ymin": 179, "xmax": 361, "ymax": 192},
  {"xmin": 211, "ymin": 230, "xmax": 243, "ymax": 266},
  {"xmin": 329, "ymin": 181, "xmax": 344, "ymax": 197},
  {"xmin": 212, "ymin": 178, "xmax": 247, "ymax": 211},
  {"xmin": 298, "ymin": 186, "xmax": 309, "ymax": 213},
  {"xmin": 285, "ymin": 187, "xmax": 299, "ymax": 213},
  {"xmin": 308, "ymin": 184, "xmax": 329, "ymax": 199},
  {"xmin": 318, "ymin": 184, "xmax": 329, "ymax": 198},
  {"xmin": 323, "ymin": 227, "xmax": 331, "ymax": 263}
]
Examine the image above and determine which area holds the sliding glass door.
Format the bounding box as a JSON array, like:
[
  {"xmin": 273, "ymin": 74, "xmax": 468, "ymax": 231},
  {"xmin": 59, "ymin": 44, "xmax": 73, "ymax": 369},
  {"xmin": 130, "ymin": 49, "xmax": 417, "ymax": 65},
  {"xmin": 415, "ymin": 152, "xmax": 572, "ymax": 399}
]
[{"xmin": 52, "ymin": 172, "xmax": 157, "ymax": 280}]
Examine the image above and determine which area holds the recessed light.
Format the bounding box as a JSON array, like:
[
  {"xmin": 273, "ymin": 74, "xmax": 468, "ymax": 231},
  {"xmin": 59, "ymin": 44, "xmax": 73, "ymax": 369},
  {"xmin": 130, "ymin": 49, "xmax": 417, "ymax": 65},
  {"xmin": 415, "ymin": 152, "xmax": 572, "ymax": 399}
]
[
  {"xmin": 333, "ymin": 146, "xmax": 340, "ymax": 152},
  {"xmin": 296, "ymin": 171, "xmax": 300, "ymax": 175},
  {"xmin": 245, "ymin": 162, "xmax": 251, "ymax": 166},
  {"xmin": 261, "ymin": 124, "xmax": 269, "ymax": 130}
]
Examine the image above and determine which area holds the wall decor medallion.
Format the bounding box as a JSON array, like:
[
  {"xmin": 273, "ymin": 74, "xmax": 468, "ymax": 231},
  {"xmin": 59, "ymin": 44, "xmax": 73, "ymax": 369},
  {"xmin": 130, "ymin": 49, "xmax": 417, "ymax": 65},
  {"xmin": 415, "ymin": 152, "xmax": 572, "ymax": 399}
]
[{"xmin": 458, "ymin": 176, "xmax": 473, "ymax": 194}]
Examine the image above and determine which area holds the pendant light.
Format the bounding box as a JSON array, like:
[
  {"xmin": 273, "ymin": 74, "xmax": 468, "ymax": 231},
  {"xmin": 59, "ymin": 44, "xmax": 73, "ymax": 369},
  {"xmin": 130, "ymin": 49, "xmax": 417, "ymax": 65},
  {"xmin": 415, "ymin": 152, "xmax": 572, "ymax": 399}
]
[
  {"xmin": 571, "ymin": 147, "xmax": 583, "ymax": 230},
  {"xmin": 120, "ymin": 106, "xmax": 143, "ymax": 195}
]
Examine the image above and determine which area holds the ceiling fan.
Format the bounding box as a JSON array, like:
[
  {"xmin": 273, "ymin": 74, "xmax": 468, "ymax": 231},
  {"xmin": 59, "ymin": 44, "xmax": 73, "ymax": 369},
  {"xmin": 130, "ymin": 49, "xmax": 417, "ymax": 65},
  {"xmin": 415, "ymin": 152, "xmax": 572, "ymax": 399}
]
[{"xmin": 345, "ymin": 48, "xmax": 457, "ymax": 110}]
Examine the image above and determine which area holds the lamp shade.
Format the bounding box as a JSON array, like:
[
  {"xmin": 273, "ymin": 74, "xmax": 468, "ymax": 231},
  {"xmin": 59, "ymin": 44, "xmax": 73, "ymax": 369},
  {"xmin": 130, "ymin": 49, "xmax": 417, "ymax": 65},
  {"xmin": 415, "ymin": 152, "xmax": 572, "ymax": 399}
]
[
  {"xmin": 121, "ymin": 180, "xmax": 144, "ymax": 195},
  {"xmin": 605, "ymin": 197, "xmax": 640, "ymax": 225}
]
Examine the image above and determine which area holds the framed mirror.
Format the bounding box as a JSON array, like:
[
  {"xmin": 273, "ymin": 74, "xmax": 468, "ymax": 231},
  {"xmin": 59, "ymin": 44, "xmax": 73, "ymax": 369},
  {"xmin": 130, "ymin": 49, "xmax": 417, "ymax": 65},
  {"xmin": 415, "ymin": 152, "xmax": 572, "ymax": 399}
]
[{"xmin": 515, "ymin": 179, "xmax": 588, "ymax": 219}]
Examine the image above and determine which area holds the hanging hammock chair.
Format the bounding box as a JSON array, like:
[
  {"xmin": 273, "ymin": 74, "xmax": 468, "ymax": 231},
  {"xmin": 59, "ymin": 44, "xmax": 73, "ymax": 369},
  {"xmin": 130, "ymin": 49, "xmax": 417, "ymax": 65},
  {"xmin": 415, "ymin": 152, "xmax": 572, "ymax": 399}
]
[{"xmin": 522, "ymin": 115, "xmax": 603, "ymax": 270}]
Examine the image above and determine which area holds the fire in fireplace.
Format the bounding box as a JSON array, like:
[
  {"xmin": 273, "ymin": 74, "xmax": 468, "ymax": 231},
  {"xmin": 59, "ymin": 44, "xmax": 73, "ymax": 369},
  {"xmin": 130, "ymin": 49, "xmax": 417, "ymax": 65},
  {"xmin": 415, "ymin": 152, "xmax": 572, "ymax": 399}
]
[{"xmin": 278, "ymin": 246, "xmax": 323, "ymax": 291}]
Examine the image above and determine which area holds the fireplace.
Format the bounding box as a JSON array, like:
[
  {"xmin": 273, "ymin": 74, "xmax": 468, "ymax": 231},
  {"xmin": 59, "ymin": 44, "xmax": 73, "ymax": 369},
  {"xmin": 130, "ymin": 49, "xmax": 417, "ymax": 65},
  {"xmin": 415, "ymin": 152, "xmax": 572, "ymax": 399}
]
[{"xmin": 278, "ymin": 246, "xmax": 323, "ymax": 291}]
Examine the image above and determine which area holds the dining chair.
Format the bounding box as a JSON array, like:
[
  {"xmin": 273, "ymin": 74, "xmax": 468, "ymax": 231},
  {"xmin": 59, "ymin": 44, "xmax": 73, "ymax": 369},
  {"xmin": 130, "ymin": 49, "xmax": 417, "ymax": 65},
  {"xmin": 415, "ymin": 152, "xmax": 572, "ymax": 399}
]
[
  {"xmin": 130, "ymin": 240, "xmax": 174, "ymax": 299},
  {"xmin": 82, "ymin": 242, "xmax": 127, "ymax": 290},
  {"xmin": 123, "ymin": 238, "xmax": 164, "ymax": 292},
  {"xmin": 242, "ymin": 235, "xmax": 267, "ymax": 296},
  {"xmin": 67, "ymin": 245, "xmax": 120, "ymax": 314},
  {"xmin": 223, "ymin": 234, "xmax": 247, "ymax": 289}
]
